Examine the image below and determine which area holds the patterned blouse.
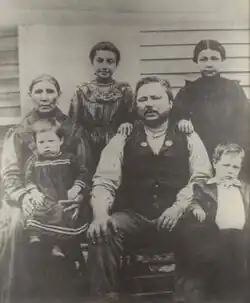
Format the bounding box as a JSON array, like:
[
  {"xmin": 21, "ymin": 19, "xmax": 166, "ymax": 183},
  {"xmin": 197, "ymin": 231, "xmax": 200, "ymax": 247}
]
[{"xmin": 68, "ymin": 79, "xmax": 134, "ymax": 167}]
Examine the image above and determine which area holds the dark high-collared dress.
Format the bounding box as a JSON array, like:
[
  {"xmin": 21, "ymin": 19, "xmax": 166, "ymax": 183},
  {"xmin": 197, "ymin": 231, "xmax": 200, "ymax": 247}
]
[{"xmin": 173, "ymin": 75, "xmax": 250, "ymax": 159}]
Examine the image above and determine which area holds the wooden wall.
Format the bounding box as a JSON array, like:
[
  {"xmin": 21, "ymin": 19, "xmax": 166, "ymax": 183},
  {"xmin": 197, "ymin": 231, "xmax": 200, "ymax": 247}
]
[
  {"xmin": 0, "ymin": 26, "xmax": 20, "ymax": 126},
  {"xmin": 0, "ymin": 25, "xmax": 249, "ymax": 131},
  {"xmin": 140, "ymin": 28, "xmax": 250, "ymax": 98}
]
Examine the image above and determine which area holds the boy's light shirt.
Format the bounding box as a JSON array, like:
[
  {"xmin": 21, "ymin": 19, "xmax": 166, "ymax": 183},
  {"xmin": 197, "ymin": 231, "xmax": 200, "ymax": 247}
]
[
  {"xmin": 207, "ymin": 178, "xmax": 245, "ymax": 230},
  {"xmin": 91, "ymin": 131, "xmax": 212, "ymax": 215}
]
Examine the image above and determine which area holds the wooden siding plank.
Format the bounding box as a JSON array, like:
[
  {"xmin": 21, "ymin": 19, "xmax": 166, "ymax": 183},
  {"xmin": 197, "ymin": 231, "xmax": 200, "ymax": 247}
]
[
  {"xmin": 140, "ymin": 58, "xmax": 250, "ymax": 74},
  {"xmin": 0, "ymin": 92, "xmax": 20, "ymax": 103},
  {"xmin": 0, "ymin": 99, "xmax": 20, "ymax": 108},
  {"xmin": 0, "ymin": 117, "xmax": 21, "ymax": 126},
  {"xmin": 0, "ymin": 107, "xmax": 21, "ymax": 117},
  {"xmin": 0, "ymin": 65, "xmax": 19, "ymax": 80},
  {"xmin": 0, "ymin": 27, "xmax": 18, "ymax": 39},
  {"xmin": 140, "ymin": 44, "xmax": 250, "ymax": 60},
  {"xmin": 0, "ymin": 78, "xmax": 19, "ymax": 94},
  {"xmin": 0, "ymin": 50, "xmax": 19, "ymax": 66},
  {"xmin": 0, "ymin": 37, "xmax": 18, "ymax": 52},
  {"xmin": 140, "ymin": 30, "xmax": 250, "ymax": 46},
  {"xmin": 141, "ymin": 73, "xmax": 250, "ymax": 89},
  {"xmin": 140, "ymin": 29, "xmax": 250, "ymax": 33}
]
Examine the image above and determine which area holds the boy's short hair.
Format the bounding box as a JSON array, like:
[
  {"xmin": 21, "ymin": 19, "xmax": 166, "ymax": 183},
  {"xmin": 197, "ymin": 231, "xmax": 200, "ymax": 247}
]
[
  {"xmin": 32, "ymin": 119, "xmax": 64, "ymax": 141},
  {"xmin": 135, "ymin": 76, "xmax": 174, "ymax": 102},
  {"xmin": 213, "ymin": 143, "xmax": 245, "ymax": 164}
]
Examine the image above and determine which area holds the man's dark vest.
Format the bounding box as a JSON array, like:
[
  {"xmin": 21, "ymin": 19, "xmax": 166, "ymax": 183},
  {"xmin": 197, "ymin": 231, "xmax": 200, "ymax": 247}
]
[{"xmin": 114, "ymin": 122, "xmax": 190, "ymax": 219}]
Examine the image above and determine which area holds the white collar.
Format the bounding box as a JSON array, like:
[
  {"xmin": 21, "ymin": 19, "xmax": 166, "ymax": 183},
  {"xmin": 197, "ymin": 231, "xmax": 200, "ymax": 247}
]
[
  {"xmin": 207, "ymin": 177, "xmax": 242, "ymax": 188},
  {"xmin": 144, "ymin": 120, "xmax": 169, "ymax": 138}
]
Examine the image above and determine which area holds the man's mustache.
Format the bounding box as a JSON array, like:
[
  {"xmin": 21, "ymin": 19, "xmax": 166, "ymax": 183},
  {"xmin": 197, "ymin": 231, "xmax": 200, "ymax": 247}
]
[{"xmin": 144, "ymin": 108, "xmax": 158, "ymax": 115}]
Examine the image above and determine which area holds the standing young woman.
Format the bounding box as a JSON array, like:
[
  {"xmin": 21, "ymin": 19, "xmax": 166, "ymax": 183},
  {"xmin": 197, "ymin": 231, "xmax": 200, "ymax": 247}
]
[
  {"xmin": 174, "ymin": 40, "xmax": 250, "ymax": 161},
  {"xmin": 68, "ymin": 41, "xmax": 134, "ymax": 169}
]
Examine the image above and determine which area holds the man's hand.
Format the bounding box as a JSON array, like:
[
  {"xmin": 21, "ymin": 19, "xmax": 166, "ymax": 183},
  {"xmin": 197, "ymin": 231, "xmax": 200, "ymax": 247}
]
[
  {"xmin": 22, "ymin": 193, "xmax": 36, "ymax": 217},
  {"xmin": 178, "ymin": 119, "xmax": 194, "ymax": 135},
  {"xmin": 193, "ymin": 206, "xmax": 206, "ymax": 222},
  {"xmin": 30, "ymin": 188, "xmax": 45, "ymax": 207},
  {"xmin": 68, "ymin": 184, "xmax": 82, "ymax": 200},
  {"xmin": 156, "ymin": 205, "xmax": 183, "ymax": 231},
  {"xmin": 117, "ymin": 123, "xmax": 133, "ymax": 137},
  {"xmin": 87, "ymin": 215, "xmax": 118, "ymax": 244}
]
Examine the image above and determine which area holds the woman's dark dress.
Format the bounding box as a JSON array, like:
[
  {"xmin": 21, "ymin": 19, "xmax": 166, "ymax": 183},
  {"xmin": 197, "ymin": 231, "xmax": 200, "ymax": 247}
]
[
  {"xmin": 68, "ymin": 79, "xmax": 134, "ymax": 169},
  {"xmin": 174, "ymin": 75, "xmax": 250, "ymax": 158}
]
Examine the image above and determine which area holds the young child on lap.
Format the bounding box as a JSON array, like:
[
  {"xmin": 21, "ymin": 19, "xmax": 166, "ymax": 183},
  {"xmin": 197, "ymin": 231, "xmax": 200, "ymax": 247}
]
[{"xmin": 24, "ymin": 119, "xmax": 90, "ymax": 257}]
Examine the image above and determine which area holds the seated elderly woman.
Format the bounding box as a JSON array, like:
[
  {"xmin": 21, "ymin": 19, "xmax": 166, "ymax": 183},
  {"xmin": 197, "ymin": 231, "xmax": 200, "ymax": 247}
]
[{"xmin": 0, "ymin": 74, "xmax": 92, "ymax": 302}]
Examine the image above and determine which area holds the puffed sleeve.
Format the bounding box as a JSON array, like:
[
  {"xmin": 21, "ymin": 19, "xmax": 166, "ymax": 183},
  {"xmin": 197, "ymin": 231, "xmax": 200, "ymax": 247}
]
[
  {"xmin": 24, "ymin": 155, "xmax": 37, "ymax": 192},
  {"xmin": 70, "ymin": 153, "xmax": 91, "ymax": 195},
  {"xmin": 1, "ymin": 129, "xmax": 27, "ymax": 205},
  {"xmin": 173, "ymin": 132, "xmax": 212, "ymax": 213},
  {"xmin": 68, "ymin": 86, "xmax": 84, "ymax": 131},
  {"xmin": 61, "ymin": 110, "xmax": 94, "ymax": 176},
  {"xmin": 172, "ymin": 81, "xmax": 193, "ymax": 122},
  {"xmin": 230, "ymin": 80, "xmax": 250, "ymax": 148},
  {"xmin": 91, "ymin": 134, "xmax": 125, "ymax": 217},
  {"xmin": 117, "ymin": 83, "xmax": 135, "ymax": 125}
]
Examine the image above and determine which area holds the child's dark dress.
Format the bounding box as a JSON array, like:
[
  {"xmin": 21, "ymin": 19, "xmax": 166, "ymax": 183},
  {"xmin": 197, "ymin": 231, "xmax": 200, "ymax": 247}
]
[{"xmin": 25, "ymin": 152, "xmax": 90, "ymax": 238}]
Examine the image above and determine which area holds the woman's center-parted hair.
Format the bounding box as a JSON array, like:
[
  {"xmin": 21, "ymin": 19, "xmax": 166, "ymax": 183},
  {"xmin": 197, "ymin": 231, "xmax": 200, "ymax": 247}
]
[
  {"xmin": 135, "ymin": 76, "xmax": 174, "ymax": 102},
  {"xmin": 212, "ymin": 143, "xmax": 245, "ymax": 165},
  {"xmin": 32, "ymin": 119, "xmax": 65, "ymax": 141},
  {"xmin": 89, "ymin": 41, "xmax": 121, "ymax": 65},
  {"xmin": 193, "ymin": 40, "xmax": 226, "ymax": 63},
  {"xmin": 29, "ymin": 74, "xmax": 61, "ymax": 95}
]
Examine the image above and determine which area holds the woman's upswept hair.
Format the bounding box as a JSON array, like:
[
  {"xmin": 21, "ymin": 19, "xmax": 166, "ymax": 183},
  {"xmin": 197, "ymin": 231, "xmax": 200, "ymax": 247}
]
[
  {"xmin": 193, "ymin": 40, "xmax": 226, "ymax": 63},
  {"xmin": 29, "ymin": 74, "xmax": 61, "ymax": 95},
  {"xmin": 32, "ymin": 119, "xmax": 64, "ymax": 141},
  {"xmin": 212, "ymin": 143, "xmax": 245, "ymax": 164},
  {"xmin": 135, "ymin": 76, "xmax": 174, "ymax": 102},
  {"xmin": 89, "ymin": 41, "xmax": 121, "ymax": 65}
]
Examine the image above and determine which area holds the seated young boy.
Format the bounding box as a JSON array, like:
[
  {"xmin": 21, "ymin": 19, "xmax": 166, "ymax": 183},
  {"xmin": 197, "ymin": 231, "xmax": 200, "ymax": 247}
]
[
  {"xmin": 185, "ymin": 143, "xmax": 249, "ymax": 302},
  {"xmin": 24, "ymin": 119, "xmax": 90, "ymax": 258}
]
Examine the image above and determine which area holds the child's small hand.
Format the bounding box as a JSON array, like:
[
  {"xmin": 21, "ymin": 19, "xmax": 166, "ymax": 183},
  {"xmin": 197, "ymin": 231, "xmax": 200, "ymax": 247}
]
[
  {"xmin": 63, "ymin": 203, "xmax": 80, "ymax": 220},
  {"xmin": 117, "ymin": 123, "xmax": 133, "ymax": 137},
  {"xmin": 178, "ymin": 119, "xmax": 194, "ymax": 134},
  {"xmin": 193, "ymin": 207, "xmax": 206, "ymax": 222},
  {"xmin": 68, "ymin": 185, "xmax": 81, "ymax": 200},
  {"xmin": 30, "ymin": 188, "xmax": 44, "ymax": 207}
]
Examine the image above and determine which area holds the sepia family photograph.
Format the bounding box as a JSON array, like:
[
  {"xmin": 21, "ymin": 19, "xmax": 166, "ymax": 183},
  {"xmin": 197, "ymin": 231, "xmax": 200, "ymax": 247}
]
[{"xmin": 0, "ymin": 1, "xmax": 249, "ymax": 302}]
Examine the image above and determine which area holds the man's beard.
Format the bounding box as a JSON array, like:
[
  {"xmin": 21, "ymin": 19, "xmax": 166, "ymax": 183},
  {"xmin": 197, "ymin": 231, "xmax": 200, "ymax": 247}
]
[{"xmin": 141, "ymin": 111, "xmax": 170, "ymax": 128}]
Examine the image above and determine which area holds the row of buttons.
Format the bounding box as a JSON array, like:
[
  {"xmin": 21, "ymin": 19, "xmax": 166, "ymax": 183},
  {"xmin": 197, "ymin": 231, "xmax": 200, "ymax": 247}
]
[{"xmin": 153, "ymin": 182, "xmax": 160, "ymax": 208}]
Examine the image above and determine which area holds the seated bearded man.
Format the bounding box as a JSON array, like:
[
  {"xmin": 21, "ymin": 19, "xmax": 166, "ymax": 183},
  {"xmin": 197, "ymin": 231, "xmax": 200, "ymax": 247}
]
[{"xmin": 87, "ymin": 76, "xmax": 212, "ymax": 302}]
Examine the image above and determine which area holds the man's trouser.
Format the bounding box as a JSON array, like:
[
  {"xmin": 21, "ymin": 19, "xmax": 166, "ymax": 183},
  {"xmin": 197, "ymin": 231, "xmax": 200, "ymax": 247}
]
[{"xmin": 87, "ymin": 210, "xmax": 180, "ymax": 296}]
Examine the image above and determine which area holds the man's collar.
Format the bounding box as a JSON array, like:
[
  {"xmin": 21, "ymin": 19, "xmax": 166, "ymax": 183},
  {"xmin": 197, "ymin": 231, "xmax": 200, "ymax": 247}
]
[
  {"xmin": 207, "ymin": 177, "xmax": 242, "ymax": 187},
  {"xmin": 144, "ymin": 120, "xmax": 169, "ymax": 136}
]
